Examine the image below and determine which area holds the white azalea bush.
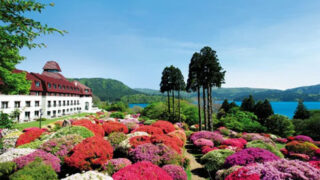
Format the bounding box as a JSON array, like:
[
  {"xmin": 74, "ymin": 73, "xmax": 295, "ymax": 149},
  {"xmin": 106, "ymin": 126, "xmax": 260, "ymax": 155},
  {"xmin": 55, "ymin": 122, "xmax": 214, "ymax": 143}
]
[
  {"xmin": 1, "ymin": 129, "xmax": 23, "ymax": 152},
  {"xmin": 62, "ymin": 171, "xmax": 113, "ymax": 180},
  {"xmin": 0, "ymin": 148, "xmax": 36, "ymax": 163}
]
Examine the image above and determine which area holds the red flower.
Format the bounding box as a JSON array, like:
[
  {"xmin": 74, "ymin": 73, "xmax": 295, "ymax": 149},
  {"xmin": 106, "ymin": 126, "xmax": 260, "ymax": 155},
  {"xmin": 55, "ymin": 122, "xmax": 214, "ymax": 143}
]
[
  {"xmin": 16, "ymin": 129, "xmax": 44, "ymax": 147},
  {"xmin": 309, "ymin": 161, "xmax": 320, "ymax": 170},
  {"xmin": 64, "ymin": 136, "xmax": 113, "ymax": 170},
  {"xmin": 222, "ymin": 138, "xmax": 247, "ymax": 149},
  {"xmin": 129, "ymin": 136, "xmax": 151, "ymax": 149},
  {"xmin": 151, "ymin": 120, "xmax": 175, "ymax": 134},
  {"xmin": 225, "ymin": 168, "xmax": 260, "ymax": 180},
  {"xmin": 132, "ymin": 125, "xmax": 163, "ymax": 135},
  {"xmin": 72, "ymin": 119, "xmax": 104, "ymax": 137},
  {"xmin": 150, "ymin": 134, "xmax": 183, "ymax": 154},
  {"xmin": 102, "ymin": 121, "xmax": 129, "ymax": 135}
]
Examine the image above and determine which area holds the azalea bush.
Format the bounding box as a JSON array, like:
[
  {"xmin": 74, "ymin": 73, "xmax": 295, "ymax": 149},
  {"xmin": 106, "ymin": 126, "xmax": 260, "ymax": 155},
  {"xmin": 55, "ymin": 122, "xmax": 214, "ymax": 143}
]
[
  {"xmin": 162, "ymin": 164, "xmax": 187, "ymax": 180},
  {"xmin": 151, "ymin": 134, "xmax": 184, "ymax": 154},
  {"xmin": 62, "ymin": 171, "xmax": 113, "ymax": 180},
  {"xmin": 129, "ymin": 135, "xmax": 151, "ymax": 149},
  {"xmin": 65, "ymin": 136, "xmax": 113, "ymax": 170},
  {"xmin": 246, "ymin": 140, "xmax": 284, "ymax": 158},
  {"xmin": 112, "ymin": 161, "xmax": 173, "ymax": 180},
  {"xmin": 168, "ymin": 130, "xmax": 187, "ymax": 145},
  {"xmin": 132, "ymin": 125, "xmax": 163, "ymax": 135},
  {"xmin": 294, "ymin": 135, "xmax": 314, "ymax": 142},
  {"xmin": 201, "ymin": 149, "xmax": 235, "ymax": 173},
  {"xmin": 40, "ymin": 134, "xmax": 84, "ymax": 162},
  {"xmin": 102, "ymin": 121, "xmax": 129, "ymax": 135},
  {"xmin": 13, "ymin": 149, "xmax": 61, "ymax": 172},
  {"xmin": 110, "ymin": 112, "xmax": 125, "ymax": 119},
  {"xmin": 285, "ymin": 140, "xmax": 319, "ymax": 156},
  {"xmin": 151, "ymin": 120, "xmax": 175, "ymax": 134},
  {"xmin": 72, "ymin": 119, "xmax": 104, "ymax": 137},
  {"xmin": 0, "ymin": 161, "xmax": 17, "ymax": 179},
  {"xmin": 194, "ymin": 138, "xmax": 214, "ymax": 148},
  {"xmin": 103, "ymin": 158, "xmax": 132, "ymax": 175},
  {"xmin": 16, "ymin": 128, "xmax": 44, "ymax": 147},
  {"xmin": 190, "ymin": 131, "xmax": 224, "ymax": 145},
  {"xmin": 107, "ymin": 132, "xmax": 127, "ymax": 147},
  {"xmin": 224, "ymin": 147, "xmax": 280, "ymax": 167},
  {"xmin": 129, "ymin": 143, "xmax": 182, "ymax": 166},
  {"xmin": 221, "ymin": 138, "xmax": 247, "ymax": 149},
  {"xmin": 52, "ymin": 126, "xmax": 94, "ymax": 139},
  {"xmin": 0, "ymin": 148, "xmax": 35, "ymax": 163}
]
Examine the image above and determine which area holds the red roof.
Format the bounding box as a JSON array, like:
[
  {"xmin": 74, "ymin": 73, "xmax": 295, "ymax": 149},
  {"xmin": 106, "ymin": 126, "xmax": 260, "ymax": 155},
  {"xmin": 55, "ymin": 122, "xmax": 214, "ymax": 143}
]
[{"xmin": 43, "ymin": 61, "xmax": 61, "ymax": 72}]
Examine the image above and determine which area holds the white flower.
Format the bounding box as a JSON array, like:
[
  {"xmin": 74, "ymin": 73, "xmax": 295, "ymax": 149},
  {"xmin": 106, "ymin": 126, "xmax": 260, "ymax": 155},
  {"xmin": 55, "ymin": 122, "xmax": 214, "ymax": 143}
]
[
  {"xmin": 61, "ymin": 171, "xmax": 113, "ymax": 180},
  {"xmin": 0, "ymin": 148, "xmax": 36, "ymax": 163}
]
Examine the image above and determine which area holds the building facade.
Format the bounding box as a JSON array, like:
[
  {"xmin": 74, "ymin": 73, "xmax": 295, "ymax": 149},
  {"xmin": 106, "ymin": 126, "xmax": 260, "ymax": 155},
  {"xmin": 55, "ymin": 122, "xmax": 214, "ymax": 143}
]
[{"xmin": 0, "ymin": 61, "xmax": 94, "ymax": 123}]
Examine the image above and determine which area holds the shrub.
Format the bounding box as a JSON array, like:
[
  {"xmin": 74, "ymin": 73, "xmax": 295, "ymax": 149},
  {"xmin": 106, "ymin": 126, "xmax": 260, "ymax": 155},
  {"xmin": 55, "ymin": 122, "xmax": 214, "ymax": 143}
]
[
  {"xmin": 72, "ymin": 119, "xmax": 104, "ymax": 137},
  {"xmin": 241, "ymin": 133, "xmax": 275, "ymax": 146},
  {"xmin": 225, "ymin": 147, "xmax": 280, "ymax": 167},
  {"xmin": 129, "ymin": 136, "xmax": 151, "ymax": 149},
  {"xmin": 246, "ymin": 140, "xmax": 284, "ymax": 158},
  {"xmin": 16, "ymin": 129, "xmax": 44, "ymax": 147},
  {"xmin": 151, "ymin": 134, "xmax": 184, "ymax": 154},
  {"xmin": 110, "ymin": 112, "xmax": 125, "ymax": 119},
  {"xmin": 226, "ymin": 159, "xmax": 320, "ymax": 180},
  {"xmin": 215, "ymin": 166, "xmax": 242, "ymax": 180},
  {"xmin": 225, "ymin": 168, "xmax": 260, "ymax": 180},
  {"xmin": 9, "ymin": 158, "xmax": 58, "ymax": 180},
  {"xmin": 264, "ymin": 114, "xmax": 295, "ymax": 137},
  {"xmin": 103, "ymin": 158, "xmax": 132, "ymax": 175},
  {"xmin": 129, "ymin": 143, "xmax": 182, "ymax": 166},
  {"xmin": 13, "ymin": 149, "xmax": 61, "ymax": 172},
  {"xmin": 62, "ymin": 171, "xmax": 112, "ymax": 180},
  {"xmin": 294, "ymin": 135, "xmax": 313, "ymax": 142},
  {"xmin": 40, "ymin": 134, "xmax": 84, "ymax": 162},
  {"xmin": 103, "ymin": 121, "xmax": 128, "ymax": 135},
  {"xmin": 143, "ymin": 120, "xmax": 156, "ymax": 125},
  {"xmin": 275, "ymin": 138, "xmax": 288, "ymax": 144},
  {"xmin": 65, "ymin": 136, "xmax": 113, "ymax": 170},
  {"xmin": 0, "ymin": 112, "xmax": 13, "ymax": 129},
  {"xmin": 0, "ymin": 161, "xmax": 17, "ymax": 179},
  {"xmin": 221, "ymin": 138, "xmax": 247, "ymax": 149},
  {"xmin": 285, "ymin": 140, "xmax": 319, "ymax": 156},
  {"xmin": 194, "ymin": 138, "xmax": 214, "ymax": 148},
  {"xmin": 108, "ymin": 132, "xmax": 127, "ymax": 147},
  {"xmin": 185, "ymin": 130, "xmax": 193, "ymax": 138},
  {"xmin": 16, "ymin": 139, "xmax": 43, "ymax": 149},
  {"xmin": 132, "ymin": 125, "xmax": 163, "ymax": 135},
  {"xmin": 168, "ymin": 130, "xmax": 187, "ymax": 145},
  {"xmin": 201, "ymin": 146, "xmax": 218, "ymax": 154},
  {"xmin": 162, "ymin": 164, "xmax": 187, "ymax": 180},
  {"xmin": 112, "ymin": 161, "xmax": 173, "ymax": 180},
  {"xmin": 309, "ymin": 161, "xmax": 320, "ymax": 170},
  {"xmin": 201, "ymin": 149, "xmax": 235, "ymax": 173},
  {"xmin": 52, "ymin": 126, "xmax": 94, "ymax": 139},
  {"xmin": 151, "ymin": 120, "xmax": 175, "ymax": 134},
  {"xmin": 0, "ymin": 148, "xmax": 35, "ymax": 163},
  {"xmin": 190, "ymin": 131, "xmax": 224, "ymax": 145}
]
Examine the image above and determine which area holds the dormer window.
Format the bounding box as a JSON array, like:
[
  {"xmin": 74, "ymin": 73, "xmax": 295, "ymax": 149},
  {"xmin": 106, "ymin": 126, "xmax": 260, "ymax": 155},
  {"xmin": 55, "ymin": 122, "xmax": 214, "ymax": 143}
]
[
  {"xmin": 35, "ymin": 81, "xmax": 40, "ymax": 87},
  {"xmin": 59, "ymin": 85, "xmax": 62, "ymax": 89},
  {"xmin": 53, "ymin": 84, "xmax": 56, "ymax": 89},
  {"xmin": 48, "ymin": 83, "xmax": 51, "ymax": 88}
]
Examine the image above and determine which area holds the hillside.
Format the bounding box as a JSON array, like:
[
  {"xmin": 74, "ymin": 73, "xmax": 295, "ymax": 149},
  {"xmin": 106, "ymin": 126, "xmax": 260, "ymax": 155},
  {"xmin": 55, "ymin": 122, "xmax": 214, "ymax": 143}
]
[{"xmin": 70, "ymin": 78, "xmax": 141, "ymax": 102}]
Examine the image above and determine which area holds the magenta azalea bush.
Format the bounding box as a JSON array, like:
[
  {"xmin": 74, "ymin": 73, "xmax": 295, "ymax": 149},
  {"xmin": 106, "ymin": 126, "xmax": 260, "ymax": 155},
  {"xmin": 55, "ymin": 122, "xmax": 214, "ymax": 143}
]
[
  {"xmin": 225, "ymin": 147, "xmax": 280, "ymax": 167},
  {"xmin": 294, "ymin": 135, "xmax": 314, "ymax": 142},
  {"xmin": 13, "ymin": 149, "xmax": 61, "ymax": 172},
  {"xmin": 103, "ymin": 158, "xmax": 132, "ymax": 174},
  {"xmin": 129, "ymin": 143, "xmax": 181, "ymax": 166},
  {"xmin": 237, "ymin": 159, "xmax": 320, "ymax": 180},
  {"xmin": 162, "ymin": 164, "xmax": 187, "ymax": 180},
  {"xmin": 190, "ymin": 131, "xmax": 224, "ymax": 144},
  {"xmin": 221, "ymin": 138, "xmax": 247, "ymax": 149},
  {"xmin": 194, "ymin": 138, "xmax": 214, "ymax": 147}
]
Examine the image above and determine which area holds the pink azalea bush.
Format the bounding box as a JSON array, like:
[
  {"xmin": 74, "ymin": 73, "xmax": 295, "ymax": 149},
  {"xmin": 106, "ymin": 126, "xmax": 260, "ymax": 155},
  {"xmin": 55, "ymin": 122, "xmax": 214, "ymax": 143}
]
[
  {"xmin": 194, "ymin": 138, "xmax": 214, "ymax": 148},
  {"xmin": 294, "ymin": 135, "xmax": 314, "ymax": 142},
  {"xmin": 225, "ymin": 147, "xmax": 280, "ymax": 167},
  {"xmin": 222, "ymin": 138, "xmax": 247, "ymax": 149},
  {"xmin": 190, "ymin": 131, "xmax": 224, "ymax": 144},
  {"xmin": 13, "ymin": 149, "xmax": 61, "ymax": 172},
  {"xmin": 103, "ymin": 158, "xmax": 132, "ymax": 175},
  {"xmin": 162, "ymin": 164, "xmax": 187, "ymax": 180}
]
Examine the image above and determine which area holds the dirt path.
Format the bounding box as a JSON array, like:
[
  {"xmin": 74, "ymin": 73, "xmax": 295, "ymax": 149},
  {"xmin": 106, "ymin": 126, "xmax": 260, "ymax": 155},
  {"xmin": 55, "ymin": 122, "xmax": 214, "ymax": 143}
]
[{"xmin": 185, "ymin": 142, "xmax": 210, "ymax": 180}]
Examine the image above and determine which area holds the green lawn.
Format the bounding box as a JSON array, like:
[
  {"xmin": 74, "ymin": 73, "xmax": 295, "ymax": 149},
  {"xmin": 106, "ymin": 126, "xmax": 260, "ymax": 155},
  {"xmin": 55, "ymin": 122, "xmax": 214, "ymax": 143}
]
[{"xmin": 13, "ymin": 113, "xmax": 94, "ymax": 130}]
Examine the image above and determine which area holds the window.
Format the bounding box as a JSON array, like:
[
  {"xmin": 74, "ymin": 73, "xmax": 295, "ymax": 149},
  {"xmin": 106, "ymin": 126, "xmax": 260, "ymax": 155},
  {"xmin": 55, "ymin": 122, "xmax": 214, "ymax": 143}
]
[
  {"xmin": 85, "ymin": 102, "xmax": 89, "ymax": 110},
  {"xmin": 85, "ymin": 89, "xmax": 89, "ymax": 93},
  {"xmin": 74, "ymin": 100, "xmax": 76, "ymax": 105},
  {"xmin": 14, "ymin": 101, "xmax": 20, "ymax": 108},
  {"xmin": 35, "ymin": 101, "xmax": 40, "ymax": 107},
  {"xmin": 67, "ymin": 101, "xmax": 69, "ymax": 106},
  {"xmin": 53, "ymin": 84, "xmax": 56, "ymax": 89},
  {"xmin": 63, "ymin": 85, "xmax": 65, "ymax": 90},
  {"xmin": 59, "ymin": 85, "xmax": 62, "ymax": 89},
  {"xmin": 47, "ymin": 111, "xmax": 51, "ymax": 116},
  {"xmin": 26, "ymin": 101, "xmax": 31, "ymax": 107},
  {"xmin": 25, "ymin": 112, "xmax": 30, "ymax": 119},
  {"xmin": 48, "ymin": 83, "xmax": 51, "ymax": 88},
  {"xmin": 48, "ymin": 101, "xmax": 51, "ymax": 108},
  {"xmin": 77, "ymin": 100, "xmax": 79, "ymax": 105},
  {"xmin": 58, "ymin": 110, "xmax": 61, "ymax": 114},
  {"xmin": 35, "ymin": 111, "xmax": 39, "ymax": 117},
  {"xmin": 35, "ymin": 81, "xmax": 40, "ymax": 87},
  {"xmin": 59, "ymin": 101, "xmax": 61, "ymax": 107},
  {"xmin": 1, "ymin": 101, "xmax": 8, "ymax": 109},
  {"xmin": 53, "ymin": 101, "xmax": 56, "ymax": 107},
  {"xmin": 71, "ymin": 101, "xmax": 73, "ymax": 105},
  {"xmin": 63, "ymin": 101, "xmax": 66, "ymax": 106}
]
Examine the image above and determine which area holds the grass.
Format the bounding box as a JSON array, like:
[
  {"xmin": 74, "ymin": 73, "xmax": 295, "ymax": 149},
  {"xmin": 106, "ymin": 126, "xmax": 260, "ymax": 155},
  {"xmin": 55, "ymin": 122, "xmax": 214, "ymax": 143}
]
[
  {"xmin": 13, "ymin": 112, "xmax": 94, "ymax": 130},
  {"xmin": 186, "ymin": 167, "xmax": 192, "ymax": 180},
  {"xmin": 276, "ymin": 143, "xmax": 286, "ymax": 150}
]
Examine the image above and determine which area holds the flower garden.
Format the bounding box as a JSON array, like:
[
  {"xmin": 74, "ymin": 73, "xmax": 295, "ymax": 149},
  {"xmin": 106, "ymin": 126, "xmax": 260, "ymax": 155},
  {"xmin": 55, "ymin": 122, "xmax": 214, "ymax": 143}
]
[{"xmin": 0, "ymin": 112, "xmax": 320, "ymax": 180}]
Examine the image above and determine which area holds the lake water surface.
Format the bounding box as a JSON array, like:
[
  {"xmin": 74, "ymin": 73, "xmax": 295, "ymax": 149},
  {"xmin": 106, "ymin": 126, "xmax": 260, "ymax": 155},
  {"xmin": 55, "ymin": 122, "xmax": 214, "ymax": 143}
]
[{"xmin": 129, "ymin": 102, "xmax": 320, "ymax": 118}]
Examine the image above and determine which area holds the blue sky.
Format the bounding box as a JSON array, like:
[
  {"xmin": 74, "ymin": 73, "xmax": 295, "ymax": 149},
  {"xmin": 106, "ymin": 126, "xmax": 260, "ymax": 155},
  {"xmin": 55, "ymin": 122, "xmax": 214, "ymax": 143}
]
[{"xmin": 18, "ymin": 0, "xmax": 320, "ymax": 90}]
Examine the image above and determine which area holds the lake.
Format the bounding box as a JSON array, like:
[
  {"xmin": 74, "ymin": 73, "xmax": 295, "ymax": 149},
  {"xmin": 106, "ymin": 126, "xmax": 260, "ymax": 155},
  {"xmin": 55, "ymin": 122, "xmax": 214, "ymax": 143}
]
[{"xmin": 129, "ymin": 102, "xmax": 320, "ymax": 118}]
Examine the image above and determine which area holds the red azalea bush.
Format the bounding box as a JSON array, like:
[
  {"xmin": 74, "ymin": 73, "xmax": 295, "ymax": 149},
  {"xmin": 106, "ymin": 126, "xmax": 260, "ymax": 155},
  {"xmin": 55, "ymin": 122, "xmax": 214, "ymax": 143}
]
[
  {"xmin": 64, "ymin": 136, "xmax": 113, "ymax": 170},
  {"xmin": 309, "ymin": 161, "xmax": 320, "ymax": 170},
  {"xmin": 102, "ymin": 121, "xmax": 129, "ymax": 135},
  {"xmin": 201, "ymin": 146, "xmax": 218, "ymax": 154},
  {"xmin": 276, "ymin": 138, "xmax": 288, "ymax": 144},
  {"xmin": 162, "ymin": 164, "xmax": 187, "ymax": 180},
  {"xmin": 151, "ymin": 134, "xmax": 184, "ymax": 154},
  {"xmin": 16, "ymin": 129, "xmax": 44, "ymax": 147},
  {"xmin": 222, "ymin": 138, "xmax": 247, "ymax": 149},
  {"xmin": 132, "ymin": 125, "xmax": 164, "ymax": 135},
  {"xmin": 129, "ymin": 136, "xmax": 151, "ymax": 149},
  {"xmin": 168, "ymin": 130, "xmax": 187, "ymax": 145},
  {"xmin": 112, "ymin": 161, "xmax": 173, "ymax": 180},
  {"xmin": 73, "ymin": 119, "xmax": 104, "ymax": 137},
  {"xmin": 285, "ymin": 140, "xmax": 319, "ymax": 156},
  {"xmin": 151, "ymin": 120, "xmax": 175, "ymax": 134},
  {"xmin": 225, "ymin": 167, "xmax": 260, "ymax": 180}
]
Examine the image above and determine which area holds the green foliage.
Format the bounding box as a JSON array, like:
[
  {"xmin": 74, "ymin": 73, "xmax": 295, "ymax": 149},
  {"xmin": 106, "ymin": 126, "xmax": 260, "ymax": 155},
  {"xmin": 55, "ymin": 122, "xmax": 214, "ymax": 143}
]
[
  {"xmin": 201, "ymin": 149, "xmax": 234, "ymax": 173},
  {"xmin": 0, "ymin": 161, "xmax": 17, "ymax": 179},
  {"xmin": 107, "ymin": 132, "xmax": 127, "ymax": 146},
  {"xmin": 110, "ymin": 112, "xmax": 125, "ymax": 119},
  {"xmin": 216, "ymin": 108, "xmax": 266, "ymax": 133},
  {"xmin": 293, "ymin": 110, "xmax": 320, "ymax": 140},
  {"xmin": 0, "ymin": 112, "xmax": 13, "ymax": 129},
  {"xmin": 254, "ymin": 99, "xmax": 274, "ymax": 124},
  {"xmin": 10, "ymin": 158, "xmax": 58, "ymax": 180},
  {"xmin": 142, "ymin": 102, "xmax": 169, "ymax": 120},
  {"xmin": 247, "ymin": 140, "xmax": 284, "ymax": 158},
  {"xmin": 185, "ymin": 130, "xmax": 194, "ymax": 138},
  {"xmin": 241, "ymin": 95, "xmax": 255, "ymax": 112},
  {"xmin": 52, "ymin": 126, "xmax": 94, "ymax": 139},
  {"xmin": 220, "ymin": 99, "xmax": 230, "ymax": 112},
  {"xmin": 131, "ymin": 106, "xmax": 143, "ymax": 114},
  {"xmin": 106, "ymin": 102, "xmax": 128, "ymax": 112},
  {"xmin": 293, "ymin": 100, "xmax": 310, "ymax": 120},
  {"xmin": 35, "ymin": 118, "xmax": 47, "ymax": 122},
  {"xmin": 143, "ymin": 120, "xmax": 156, "ymax": 125},
  {"xmin": 121, "ymin": 94, "xmax": 166, "ymax": 104},
  {"xmin": 0, "ymin": 0, "xmax": 65, "ymax": 94},
  {"xmin": 17, "ymin": 139, "xmax": 43, "ymax": 149},
  {"xmin": 265, "ymin": 115, "xmax": 294, "ymax": 137},
  {"xmin": 286, "ymin": 141, "xmax": 319, "ymax": 156}
]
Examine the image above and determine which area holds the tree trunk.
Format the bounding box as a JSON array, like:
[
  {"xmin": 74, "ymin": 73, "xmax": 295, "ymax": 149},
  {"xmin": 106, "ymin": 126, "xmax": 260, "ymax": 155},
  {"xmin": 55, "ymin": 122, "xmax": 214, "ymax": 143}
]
[
  {"xmin": 167, "ymin": 91, "xmax": 171, "ymax": 115},
  {"xmin": 178, "ymin": 90, "xmax": 181, "ymax": 122},
  {"xmin": 202, "ymin": 87, "xmax": 207, "ymax": 130},
  {"xmin": 208, "ymin": 85, "xmax": 213, "ymax": 131},
  {"xmin": 197, "ymin": 87, "xmax": 202, "ymax": 131},
  {"xmin": 172, "ymin": 90, "xmax": 175, "ymax": 122}
]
